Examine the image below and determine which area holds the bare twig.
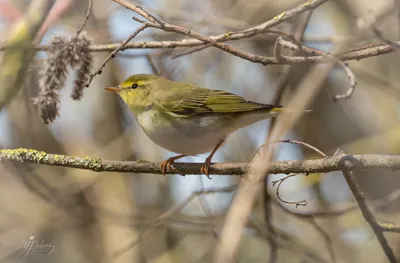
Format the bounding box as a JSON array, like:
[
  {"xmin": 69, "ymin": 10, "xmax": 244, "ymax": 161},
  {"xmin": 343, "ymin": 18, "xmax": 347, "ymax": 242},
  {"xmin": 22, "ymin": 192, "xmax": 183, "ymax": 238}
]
[
  {"xmin": 73, "ymin": 0, "xmax": 93, "ymax": 40},
  {"xmin": 272, "ymin": 187, "xmax": 400, "ymax": 219},
  {"xmin": 272, "ymin": 174, "xmax": 308, "ymax": 207},
  {"xmin": 86, "ymin": 23, "xmax": 150, "ymax": 87},
  {"xmin": 336, "ymin": 149, "xmax": 398, "ymax": 263},
  {"xmin": 112, "ymin": 0, "xmax": 330, "ymax": 45},
  {"xmin": 269, "ymin": 139, "xmax": 327, "ymax": 157},
  {"xmin": 275, "ymin": 37, "xmax": 357, "ymax": 100}
]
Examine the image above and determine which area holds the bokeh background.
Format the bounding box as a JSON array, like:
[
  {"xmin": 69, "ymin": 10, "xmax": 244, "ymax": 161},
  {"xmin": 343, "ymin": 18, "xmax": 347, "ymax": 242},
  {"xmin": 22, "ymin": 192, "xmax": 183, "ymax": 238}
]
[{"xmin": 0, "ymin": 0, "xmax": 400, "ymax": 262}]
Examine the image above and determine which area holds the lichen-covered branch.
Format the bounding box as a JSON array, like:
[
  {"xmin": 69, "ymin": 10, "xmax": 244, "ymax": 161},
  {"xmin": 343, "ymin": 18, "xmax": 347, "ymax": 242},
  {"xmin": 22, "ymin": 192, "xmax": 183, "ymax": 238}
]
[{"xmin": 2, "ymin": 148, "xmax": 400, "ymax": 175}]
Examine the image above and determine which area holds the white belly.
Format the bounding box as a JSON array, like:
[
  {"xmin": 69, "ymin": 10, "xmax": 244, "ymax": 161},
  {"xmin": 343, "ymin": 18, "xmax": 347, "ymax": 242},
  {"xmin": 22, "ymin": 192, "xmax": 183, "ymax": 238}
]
[
  {"xmin": 137, "ymin": 110, "xmax": 232, "ymax": 155},
  {"xmin": 136, "ymin": 108, "xmax": 276, "ymax": 156}
]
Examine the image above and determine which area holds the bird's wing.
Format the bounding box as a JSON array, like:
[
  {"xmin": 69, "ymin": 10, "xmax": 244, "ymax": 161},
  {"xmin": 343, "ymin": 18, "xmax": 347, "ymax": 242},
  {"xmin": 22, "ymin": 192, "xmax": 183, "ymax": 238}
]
[{"xmin": 159, "ymin": 87, "xmax": 282, "ymax": 117}]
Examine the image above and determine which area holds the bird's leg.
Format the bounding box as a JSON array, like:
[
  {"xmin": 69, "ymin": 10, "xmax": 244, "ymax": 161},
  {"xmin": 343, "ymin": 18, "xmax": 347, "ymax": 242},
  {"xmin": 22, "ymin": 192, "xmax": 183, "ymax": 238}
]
[
  {"xmin": 161, "ymin": 154, "xmax": 187, "ymax": 174},
  {"xmin": 201, "ymin": 139, "xmax": 225, "ymax": 178}
]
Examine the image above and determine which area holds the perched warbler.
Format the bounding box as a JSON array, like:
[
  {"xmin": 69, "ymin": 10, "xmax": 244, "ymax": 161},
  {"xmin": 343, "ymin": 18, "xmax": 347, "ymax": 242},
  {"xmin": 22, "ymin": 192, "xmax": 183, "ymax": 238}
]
[{"xmin": 105, "ymin": 74, "xmax": 303, "ymax": 176}]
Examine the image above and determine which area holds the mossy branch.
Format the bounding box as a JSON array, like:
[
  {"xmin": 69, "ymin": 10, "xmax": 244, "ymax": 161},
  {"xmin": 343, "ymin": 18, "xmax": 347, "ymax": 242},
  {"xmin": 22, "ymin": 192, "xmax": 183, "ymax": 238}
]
[{"xmin": 2, "ymin": 148, "xmax": 400, "ymax": 175}]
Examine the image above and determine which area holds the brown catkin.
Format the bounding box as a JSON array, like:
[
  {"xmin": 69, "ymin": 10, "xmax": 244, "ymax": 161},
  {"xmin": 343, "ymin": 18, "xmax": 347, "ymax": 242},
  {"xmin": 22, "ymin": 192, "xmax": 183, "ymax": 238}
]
[
  {"xmin": 33, "ymin": 36, "xmax": 69, "ymax": 124},
  {"xmin": 71, "ymin": 32, "xmax": 93, "ymax": 100},
  {"xmin": 34, "ymin": 32, "xmax": 94, "ymax": 124}
]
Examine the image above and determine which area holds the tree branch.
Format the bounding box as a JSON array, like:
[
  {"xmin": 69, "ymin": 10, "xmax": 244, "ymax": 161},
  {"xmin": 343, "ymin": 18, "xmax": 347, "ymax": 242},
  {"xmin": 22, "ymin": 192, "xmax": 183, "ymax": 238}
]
[
  {"xmin": 337, "ymin": 149, "xmax": 398, "ymax": 263},
  {"xmin": 3, "ymin": 148, "xmax": 400, "ymax": 175},
  {"xmin": 1, "ymin": 38, "xmax": 395, "ymax": 66}
]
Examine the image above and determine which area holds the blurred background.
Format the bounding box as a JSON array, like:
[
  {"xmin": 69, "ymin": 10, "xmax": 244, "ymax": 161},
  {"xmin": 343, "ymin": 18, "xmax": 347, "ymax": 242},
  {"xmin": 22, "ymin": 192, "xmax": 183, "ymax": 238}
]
[{"xmin": 0, "ymin": 0, "xmax": 400, "ymax": 262}]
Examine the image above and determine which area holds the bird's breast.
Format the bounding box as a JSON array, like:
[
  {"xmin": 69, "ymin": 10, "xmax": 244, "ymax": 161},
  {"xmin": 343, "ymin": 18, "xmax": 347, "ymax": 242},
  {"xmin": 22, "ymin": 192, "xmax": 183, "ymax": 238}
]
[
  {"xmin": 136, "ymin": 109, "xmax": 231, "ymax": 155},
  {"xmin": 137, "ymin": 109, "xmax": 160, "ymax": 133}
]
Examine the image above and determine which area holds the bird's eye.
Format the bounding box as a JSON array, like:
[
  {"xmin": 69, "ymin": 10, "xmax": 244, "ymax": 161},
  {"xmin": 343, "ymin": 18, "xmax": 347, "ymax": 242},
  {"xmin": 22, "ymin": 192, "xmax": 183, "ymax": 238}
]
[{"xmin": 131, "ymin": 83, "xmax": 138, "ymax": 89}]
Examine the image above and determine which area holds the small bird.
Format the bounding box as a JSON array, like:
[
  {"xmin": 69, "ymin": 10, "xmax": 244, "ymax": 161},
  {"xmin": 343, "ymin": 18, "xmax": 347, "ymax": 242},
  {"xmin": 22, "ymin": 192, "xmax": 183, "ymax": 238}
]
[{"xmin": 105, "ymin": 74, "xmax": 298, "ymax": 176}]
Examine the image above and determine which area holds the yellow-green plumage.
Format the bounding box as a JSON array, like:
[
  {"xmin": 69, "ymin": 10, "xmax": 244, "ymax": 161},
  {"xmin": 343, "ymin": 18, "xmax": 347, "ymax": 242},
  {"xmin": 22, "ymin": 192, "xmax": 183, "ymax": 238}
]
[{"xmin": 106, "ymin": 74, "xmax": 285, "ymax": 156}]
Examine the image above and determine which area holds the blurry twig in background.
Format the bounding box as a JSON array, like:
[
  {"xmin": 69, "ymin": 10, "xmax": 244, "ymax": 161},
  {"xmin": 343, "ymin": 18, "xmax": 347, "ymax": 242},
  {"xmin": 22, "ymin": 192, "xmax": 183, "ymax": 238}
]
[
  {"xmin": 0, "ymin": 0, "xmax": 56, "ymax": 111},
  {"xmin": 102, "ymin": 185, "xmax": 236, "ymax": 263},
  {"xmin": 357, "ymin": 1, "xmax": 400, "ymax": 57},
  {"xmin": 0, "ymin": 0, "xmax": 23, "ymax": 23},
  {"xmin": 273, "ymin": 187, "xmax": 400, "ymax": 221},
  {"xmin": 264, "ymin": 13, "xmax": 313, "ymax": 262},
  {"xmin": 308, "ymin": 218, "xmax": 336, "ymax": 263},
  {"xmin": 36, "ymin": 0, "xmax": 74, "ymax": 39},
  {"xmin": 145, "ymin": 54, "xmax": 161, "ymax": 76}
]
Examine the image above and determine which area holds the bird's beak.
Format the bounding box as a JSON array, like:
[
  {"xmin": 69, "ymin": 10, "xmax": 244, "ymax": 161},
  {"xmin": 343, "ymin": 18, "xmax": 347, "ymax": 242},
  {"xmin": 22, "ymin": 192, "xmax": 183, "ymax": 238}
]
[{"xmin": 105, "ymin": 86, "xmax": 121, "ymax": 93}]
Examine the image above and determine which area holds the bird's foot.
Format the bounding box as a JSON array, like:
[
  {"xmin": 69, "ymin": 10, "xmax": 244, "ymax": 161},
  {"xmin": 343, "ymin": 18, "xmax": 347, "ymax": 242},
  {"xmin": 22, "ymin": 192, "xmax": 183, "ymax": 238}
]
[
  {"xmin": 160, "ymin": 155, "xmax": 186, "ymax": 175},
  {"xmin": 161, "ymin": 158, "xmax": 174, "ymax": 175},
  {"xmin": 200, "ymin": 157, "xmax": 213, "ymax": 179}
]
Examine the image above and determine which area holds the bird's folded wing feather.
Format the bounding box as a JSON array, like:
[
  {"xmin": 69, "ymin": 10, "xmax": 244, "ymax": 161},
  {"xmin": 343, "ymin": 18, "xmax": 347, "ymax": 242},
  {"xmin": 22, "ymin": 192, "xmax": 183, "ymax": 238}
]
[{"xmin": 159, "ymin": 88, "xmax": 281, "ymax": 117}]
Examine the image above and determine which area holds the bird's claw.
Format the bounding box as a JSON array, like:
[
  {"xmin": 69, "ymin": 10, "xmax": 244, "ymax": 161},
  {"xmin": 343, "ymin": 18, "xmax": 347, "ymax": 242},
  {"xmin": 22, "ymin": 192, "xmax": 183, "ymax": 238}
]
[
  {"xmin": 200, "ymin": 158, "xmax": 212, "ymax": 179},
  {"xmin": 160, "ymin": 159, "xmax": 173, "ymax": 175},
  {"xmin": 160, "ymin": 155, "xmax": 187, "ymax": 175}
]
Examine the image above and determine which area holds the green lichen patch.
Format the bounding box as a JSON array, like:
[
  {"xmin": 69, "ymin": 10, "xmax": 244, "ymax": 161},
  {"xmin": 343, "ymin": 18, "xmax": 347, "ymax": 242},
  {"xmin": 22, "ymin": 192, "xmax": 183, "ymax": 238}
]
[{"xmin": 0, "ymin": 148, "xmax": 48, "ymax": 163}]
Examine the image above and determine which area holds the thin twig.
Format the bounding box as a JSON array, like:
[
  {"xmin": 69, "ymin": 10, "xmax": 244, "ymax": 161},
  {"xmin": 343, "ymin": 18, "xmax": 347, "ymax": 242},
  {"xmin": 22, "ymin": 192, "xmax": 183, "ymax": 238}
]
[
  {"xmin": 269, "ymin": 139, "xmax": 327, "ymax": 157},
  {"xmin": 309, "ymin": 218, "xmax": 336, "ymax": 263},
  {"xmin": 74, "ymin": 0, "xmax": 93, "ymax": 40},
  {"xmin": 336, "ymin": 149, "xmax": 398, "ymax": 263},
  {"xmin": 272, "ymin": 174, "xmax": 308, "ymax": 207},
  {"xmin": 275, "ymin": 37, "xmax": 357, "ymax": 100},
  {"xmin": 85, "ymin": 23, "xmax": 150, "ymax": 87},
  {"xmin": 112, "ymin": 0, "xmax": 330, "ymax": 44},
  {"xmin": 273, "ymin": 187, "xmax": 400, "ymax": 219}
]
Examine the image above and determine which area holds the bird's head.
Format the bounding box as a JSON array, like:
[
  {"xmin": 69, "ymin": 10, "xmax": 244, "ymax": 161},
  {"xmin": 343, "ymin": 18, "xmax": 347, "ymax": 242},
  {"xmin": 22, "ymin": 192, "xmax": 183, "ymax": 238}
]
[{"xmin": 105, "ymin": 74, "xmax": 161, "ymax": 112}]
